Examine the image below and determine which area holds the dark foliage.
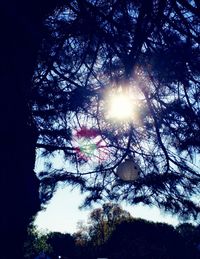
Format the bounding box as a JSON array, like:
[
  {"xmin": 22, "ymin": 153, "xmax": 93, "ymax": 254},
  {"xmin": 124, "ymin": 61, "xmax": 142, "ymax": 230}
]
[
  {"xmin": 24, "ymin": 206, "xmax": 200, "ymax": 259},
  {"xmin": 177, "ymin": 222, "xmax": 200, "ymax": 256},
  {"xmin": 103, "ymin": 220, "xmax": 192, "ymax": 259},
  {"xmin": 47, "ymin": 232, "xmax": 76, "ymax": 258}
]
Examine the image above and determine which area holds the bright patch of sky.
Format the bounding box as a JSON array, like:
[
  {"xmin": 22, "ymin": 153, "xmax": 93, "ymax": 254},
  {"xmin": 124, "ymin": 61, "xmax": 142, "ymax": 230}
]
[{"xmin": 34, "ymin": 184, "xmax": 181, "ymax": 234}]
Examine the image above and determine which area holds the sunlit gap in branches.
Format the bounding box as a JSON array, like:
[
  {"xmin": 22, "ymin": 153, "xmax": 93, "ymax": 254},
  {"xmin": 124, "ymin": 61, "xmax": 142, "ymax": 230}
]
[
  {"xmin": 61, "ymin": 81, "xmax": 146, "ymax": 175},
  {"xmin": 103, "ymin": 84, "xmax": 145, "ymax": 126}
]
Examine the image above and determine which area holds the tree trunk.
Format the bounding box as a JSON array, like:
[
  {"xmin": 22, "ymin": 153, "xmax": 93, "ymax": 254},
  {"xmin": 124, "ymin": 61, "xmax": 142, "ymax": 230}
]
[{"xmin": 0, "ymin": 1, "xmax": 63, "ymax": 258}]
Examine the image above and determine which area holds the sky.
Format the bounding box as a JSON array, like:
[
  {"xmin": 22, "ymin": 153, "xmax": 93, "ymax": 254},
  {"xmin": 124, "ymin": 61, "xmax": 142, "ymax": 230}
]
[{"xmin": 34, "ymin": 184, "xmax": 181, "ymax": 234}]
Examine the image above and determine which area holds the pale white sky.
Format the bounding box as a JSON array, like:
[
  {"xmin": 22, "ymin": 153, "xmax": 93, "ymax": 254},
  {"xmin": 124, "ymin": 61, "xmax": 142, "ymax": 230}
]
[{"xmin": 34, "ymin": 184, "xmax": 180, "ymax": 234}]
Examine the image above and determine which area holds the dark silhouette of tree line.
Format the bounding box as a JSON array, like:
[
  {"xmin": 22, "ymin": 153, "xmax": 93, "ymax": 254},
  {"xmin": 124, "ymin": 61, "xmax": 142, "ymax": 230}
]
[{"xmin": 24, "ymin": 204, "xmax": 200, "ymax": 259}]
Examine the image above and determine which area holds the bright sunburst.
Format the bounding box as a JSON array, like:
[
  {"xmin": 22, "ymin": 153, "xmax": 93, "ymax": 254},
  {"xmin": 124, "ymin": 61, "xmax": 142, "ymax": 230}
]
[
  {"xmin": 105, "ymin": 88, "xmax": 136, "ymax": 121},
  {"xmin": 109, "ymin": 93, "xmax": 134, "ymax": 120}
]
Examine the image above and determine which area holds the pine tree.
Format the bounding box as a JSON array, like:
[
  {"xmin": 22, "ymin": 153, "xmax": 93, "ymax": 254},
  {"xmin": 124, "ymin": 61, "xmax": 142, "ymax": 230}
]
[{"xmin": 32, "ymin": 0, "xmax": 200, "ymax": 219}]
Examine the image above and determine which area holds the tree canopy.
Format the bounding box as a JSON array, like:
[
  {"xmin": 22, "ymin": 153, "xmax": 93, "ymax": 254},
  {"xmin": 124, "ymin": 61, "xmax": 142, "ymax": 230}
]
[
  {"xmin": 24, "ymin": 224, "xmax": 52, "ymax": 258},
  {"xmin": 47, "ymin": 232, "xmax": 76, "ymax": 258},
  {"xmin": 32, "ymin": 0, "xmax": 200, "ymax": 219},
  {"xmin": 104, "ymin": 220, "xmax": 191, "ymax": 259},
  {"xmin": 75, "ymin": 203, "xmax": 132, "ymax": 246}
]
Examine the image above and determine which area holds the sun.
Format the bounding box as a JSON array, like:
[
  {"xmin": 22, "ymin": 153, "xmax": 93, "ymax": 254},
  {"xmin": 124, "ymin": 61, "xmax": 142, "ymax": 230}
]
[
  {"xmin": 109, "ymin": 93, "xmax": 134, "ymax": 120},
  {"xmin": 106, "ymin": 90, "xmax": 135, "ymax": 121}
]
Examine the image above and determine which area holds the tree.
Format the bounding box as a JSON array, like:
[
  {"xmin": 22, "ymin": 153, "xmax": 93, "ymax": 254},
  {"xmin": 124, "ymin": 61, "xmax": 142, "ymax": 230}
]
[
  {"xmin": 74, "ymin": 221, "xmax": 90, "ymax": 247},
  {"xmin": 47, "ymin": 232, "xmax": 76, "ymax": 258},
  {"xmin": 75, "ymin": 203, "xmax": 132, "ymax": 246},
  {"xmin": 73, "ymin": 203, "xmax": 132, "ymax": 259},
  {"xmin": 0, "ymin": 1, "xmax": 66, "ymax": 258},
  {"xmin": 32, "ymin": 0, "xmax": 200, "ymax": 220},
  {"xmin": 24, "ymin": 224, "xmax": 52, "ymax": 259},
  {"xmin": 104, "ymin": 219, "xmax": 190, "ymax": 259},
  {"xmin": 176, "ymin": 223, "xmax": 200, "ymax": 256}
]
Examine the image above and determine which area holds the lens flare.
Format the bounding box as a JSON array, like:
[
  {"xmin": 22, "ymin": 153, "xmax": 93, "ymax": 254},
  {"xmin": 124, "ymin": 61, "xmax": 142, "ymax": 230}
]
[{"xmin": 73, "ymin": 127, "xmax": 109, "ymax": 163}]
